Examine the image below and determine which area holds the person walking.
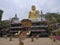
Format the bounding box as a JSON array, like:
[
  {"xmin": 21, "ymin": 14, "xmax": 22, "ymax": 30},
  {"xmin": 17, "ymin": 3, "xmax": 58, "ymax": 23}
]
[{"xmin": 52, "ymin": 32, "xmax": 56, "ymax": 42}]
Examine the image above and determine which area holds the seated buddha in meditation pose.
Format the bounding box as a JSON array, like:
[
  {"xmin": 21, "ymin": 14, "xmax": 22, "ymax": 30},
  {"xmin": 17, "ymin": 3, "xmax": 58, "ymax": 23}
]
[{"xmin": 29, "ymin": 5, "xmax": 40, "ymax": 19}]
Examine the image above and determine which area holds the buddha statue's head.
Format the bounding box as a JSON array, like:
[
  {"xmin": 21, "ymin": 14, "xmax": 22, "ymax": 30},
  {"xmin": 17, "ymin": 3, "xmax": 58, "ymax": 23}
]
[{"xmin": 31, "ymin": 5, "xmax": 36, "ymax": 11}]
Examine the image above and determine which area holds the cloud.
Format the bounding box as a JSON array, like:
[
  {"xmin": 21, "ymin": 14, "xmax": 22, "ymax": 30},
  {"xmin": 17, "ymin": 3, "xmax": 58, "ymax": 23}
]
[
  {"xmin": 5, "ymin": 0, "xmax": 9, "ymax": 2},
  {"xmin": 0, "ymin": 0, "xmax": 60, "ymax": 20}
]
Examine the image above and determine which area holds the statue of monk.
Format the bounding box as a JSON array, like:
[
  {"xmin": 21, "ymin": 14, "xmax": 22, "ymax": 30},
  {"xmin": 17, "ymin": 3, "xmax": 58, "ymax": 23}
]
[
  {"xmin": 29, "ymin": 5, "xmax": 39, "ymax": 19},
  {"xmin": 35, "ymin": 10, "xmax": 39, "ymax": 18}
]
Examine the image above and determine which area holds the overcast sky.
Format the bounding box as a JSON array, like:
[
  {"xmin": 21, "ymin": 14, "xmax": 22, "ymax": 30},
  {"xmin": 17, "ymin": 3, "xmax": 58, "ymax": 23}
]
[{"xmin": 0, "ymin": 0, "xmax": 60, "ymax": 20}]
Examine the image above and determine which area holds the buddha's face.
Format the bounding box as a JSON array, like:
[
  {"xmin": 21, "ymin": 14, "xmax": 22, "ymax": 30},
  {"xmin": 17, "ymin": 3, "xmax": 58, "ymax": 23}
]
[{"xmin": 31, "ymin": 5, "xmax": 36, "ymax": 11}]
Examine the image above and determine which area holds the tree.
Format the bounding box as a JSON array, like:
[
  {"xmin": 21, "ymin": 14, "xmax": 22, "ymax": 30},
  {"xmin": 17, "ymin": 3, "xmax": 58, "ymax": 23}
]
[
  {"xmin": 45, "ymin": 13, "xmax": 58, "ymax": 34},
  {"xmin": 0, "ymin": 10, "xmax": 3, "ymax": 21},
  {"xmin": 0, "ymin": 10, "xmax": 3, "ymax": 28},
  {"xmin": 45, "ymin": 13, "xmax": 60, "ymax": 23}
]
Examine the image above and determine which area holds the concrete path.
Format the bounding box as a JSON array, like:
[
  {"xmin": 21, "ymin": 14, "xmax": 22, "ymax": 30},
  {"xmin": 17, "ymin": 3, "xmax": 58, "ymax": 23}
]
[{"xmin": 0, "ymin": 38, "xmax": 60, "ymax": 45}]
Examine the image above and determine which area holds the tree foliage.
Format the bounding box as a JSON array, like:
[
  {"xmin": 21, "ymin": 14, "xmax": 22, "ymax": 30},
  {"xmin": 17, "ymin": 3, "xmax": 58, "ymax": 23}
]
[
  {"xmin": 45, "ymin": 13, "xmax": 60, "ymax": 34},
  {"xmin": 56, "ymin": 30, "xmax": 60, "ymax": 35},
  {"xmin": 45, "ymin": 13, "xmax": 60, "ymax": 23},
  {"xmin": 0, "ymin": 10, "xmax": 3, "ymax": 21},
  {"xmin": 0, "ymin": 10, "xmax": 3, "ymax": 29},
  {"xmin": 1, "ymin": 20, "xmax": 11, "ymax": 31}
]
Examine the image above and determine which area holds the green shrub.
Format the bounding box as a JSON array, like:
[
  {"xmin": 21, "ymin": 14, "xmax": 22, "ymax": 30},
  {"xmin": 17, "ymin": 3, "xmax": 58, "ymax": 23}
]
[{"xmin": 56, "ymin": 30, "xmax": 60, "ymax": 35}]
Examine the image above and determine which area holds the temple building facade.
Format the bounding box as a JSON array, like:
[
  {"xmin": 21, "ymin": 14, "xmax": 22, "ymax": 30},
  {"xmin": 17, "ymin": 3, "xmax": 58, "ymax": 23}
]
[{"xmin": 10, "ymin": 5, "xmax": 49, "ymax": 37}]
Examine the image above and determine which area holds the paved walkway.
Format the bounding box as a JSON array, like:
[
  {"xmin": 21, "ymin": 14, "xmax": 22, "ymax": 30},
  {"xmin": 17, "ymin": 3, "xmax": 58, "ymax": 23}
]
[{"xmin": 0, "ymin": 38, "xmax": 60, "ymax": 45}]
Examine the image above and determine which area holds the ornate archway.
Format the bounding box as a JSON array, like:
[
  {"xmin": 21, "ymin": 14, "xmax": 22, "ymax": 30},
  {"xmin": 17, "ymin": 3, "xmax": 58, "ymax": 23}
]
[{"xmin": 21, "ymin": 19, "xmax": 32, "ymax": 28}]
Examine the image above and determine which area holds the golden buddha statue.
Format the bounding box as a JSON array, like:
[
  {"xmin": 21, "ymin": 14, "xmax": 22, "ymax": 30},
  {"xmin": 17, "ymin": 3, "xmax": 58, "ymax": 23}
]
[
  {"xmin": 35, "ymin": 10, "xmax": 39, "ymax": 18},
  {"xmin": 29, "ymin": 5, "xmax": 40, "ymax": 19}
]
